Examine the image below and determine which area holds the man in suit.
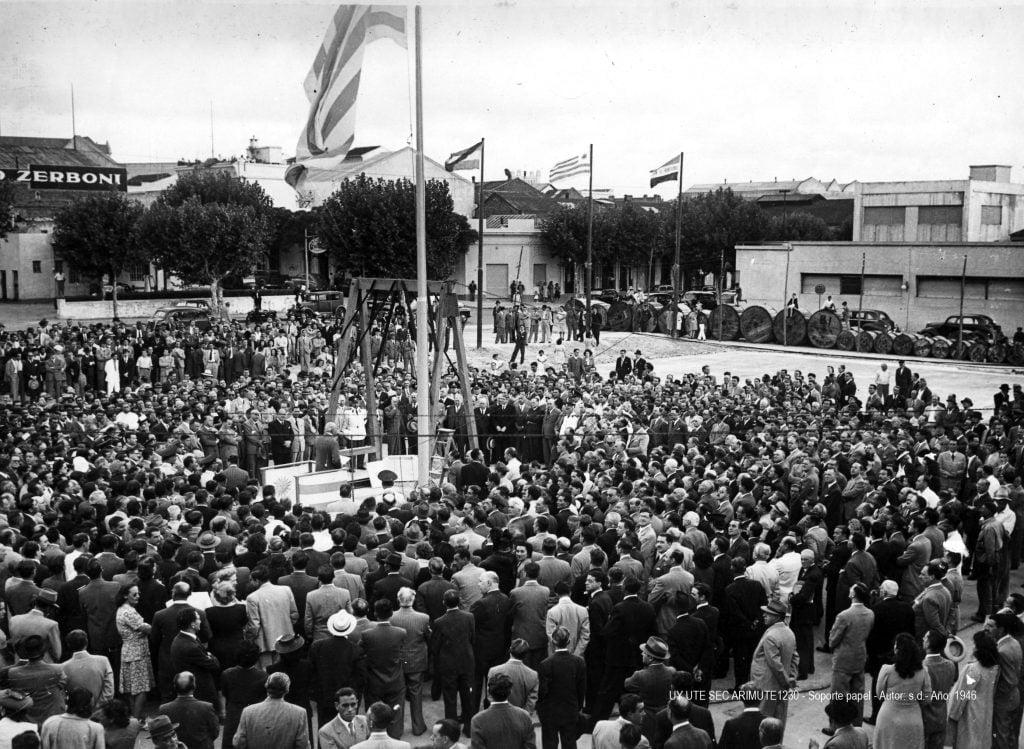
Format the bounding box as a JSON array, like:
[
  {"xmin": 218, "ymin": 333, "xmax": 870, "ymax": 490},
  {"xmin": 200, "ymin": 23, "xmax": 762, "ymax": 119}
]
[
  {"xmin": 510, "ymin": 563, "xmax": 550, "ymax": 669},
  {"xmin": 372, "ymin": 553, "xmax": 413, "ymax": 611},
  {"xmin": 224, "ymin": 454, "xmax": 250, "ymax": 491},
  {"xmin": 78, "ymin": 559, "xmax": 121, "ymax": 677},
  {"xmin": 648, "ymin": 550, "xmax": 694, "ymax": 636},
  {"xmin": 305, "ymin": 565, "xmax": 352, "ymax": 641},
  {"xmin": 152, "ymin": 582, "xmax": 212, "ymax": 700},
  {"xmin": 487, "ymin": 639, "xmax": 539, "ymax": 715},
  {"xmin": 432, "ymin": 590, "xmax": 476, "ymax": 735},
  {"xmin": 158, "ymin": 671, "xmax": 220, "ymax": 749},
  {"xmin": 866, "ymin": 579, "xmax": 915, "ymax": 723},
  {"xmin": 537, "ymin": 626, "xmax": 586, "ymax": 749},
  {"xmin": 913, "ymin": 560, "xmax": 953, "ymax": 639},
  {"xmin": 987, "ymin": 610, "xmax": 1022, "ymax": 749},
  {"xmin": 170, "ymin": 607, "xmax": 222, "ymax": 711},
  {"xmin": 471, "ymin": 571, "xmax": 513, "ymax": 711},
  {"xmin": 318, "ymin": 687, "xmax": 370, "ymax": 749},
  {"xmin": 60, "ymin": 629, "xmax": 115, "ymax": 710},
  {"xmin": 391, "ymin": 587, "xmax": 431, "ymax": 736},
  {"xmin": 757, "ymin": 718, "xmax": 787, "ymax": 749},
  {"xmin": 246, "ymin": 565, "xmax": 299, "ymax": 669},
  {"xmin": 790, "ymin": 550, "xmax": 824, "ymax": 681},
  {"xmin": 278, "ymin": 552, "xmax": 320, "ymax": 639},
  {"xmin": 836, "ymin": 533, "xmax": 879, "ymax": 613},
  {"xmin": 361, "ymin": 599, "xmax": 407, "ymax": 739},
  {"xmin": 234, "ymin": 672, "xmax": 312, "ymax": 749},
  {"xmin": 414, "ymin": 558, "xmax": 456, "ymax": 624},
  {"xmin": 451, "ymin": 549, "xmax": 483, "ymax": 611},
  {"xmin": 664, "ymin": 594, "xmax": 711, "ymax": 706},
  {"xmin": 541, "ymin": 400, "xmax": 562, "ymax": 466},
  {"xmin": 591, "ymin": 693, "xmax": 648, "ymax": 749},
  {"xmin": 313, "ymin": 423, "xmax": 343, "ymax": 471},
  {"xmin": 723, "ymin": 557, "xmax": 767, "ymax": 690},
  {"xmin": 4, "ymin": 634, "xmax": 68, "ymax": 726},
  {"xmin": 718, "ymin": 691, "xmax": 767, "ymax": 749},
  {"xmin": 470, "ymin": 672, "xmax": 536, "ymax": 749},
  {"xmin": 310, "ymin": 611, "xmax": 365, "ymax": 727},
  {"xmin": 896, "ymin": 518, "xmax": 932, "ymax": 602},
  {"xmin": 748, "ymin": 601, "xmax": 798, "ymax": 727},
  {"xmin": 10, "ymin": 588, "xmax": 61, "ymax": 662},
  {"xmin": 709, "ymin": 537, "xmax": 733, "ymax": 612},
  {"xmin": 624, "ymin": 637, "xmax": 677, "ymax": 740},
  {"xmin": 825, "ymin": 583, "xmax": 874, "ymax": 732},
  {"xmin": 545, "ymin": 581, "xmax": 589, "ymax": 657},
  {"xmin": 595, "ymin": 577, "xmax": 656, "ymax": 720},
  {"xmin": 57, "ymin": 553, "xmax": 91, "ymax": 637},
  {"xmin": 536, "ymin": 538, "xmax": 573, "ymax": 592},
  {"xmin": 662, "ymin": 696, "xmax": 712, "ymax": 749}
]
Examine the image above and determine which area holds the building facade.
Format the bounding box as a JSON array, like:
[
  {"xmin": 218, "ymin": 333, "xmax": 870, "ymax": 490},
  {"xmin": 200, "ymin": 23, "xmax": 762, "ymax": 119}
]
[{"xmin": 735, "ymin": 241, "xmax": 1024, "ymax": 333}]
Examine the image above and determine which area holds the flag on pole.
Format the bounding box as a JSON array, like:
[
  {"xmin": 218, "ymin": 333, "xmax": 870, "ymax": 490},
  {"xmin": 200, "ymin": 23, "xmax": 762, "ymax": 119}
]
[
  {"xmin": 287, "ymin": 5, "xmax": 407, "ymax": 187},
  {"xmin": 444, "ymin": 140, "xmax": 483, "ymax": 172},
  {"xmin": 550, "ymin": 151, "xmax": 591, "ymax": 182},
  {"xmin": 650, "ymin": 154, "xmax": 682, "ymax": 187}
]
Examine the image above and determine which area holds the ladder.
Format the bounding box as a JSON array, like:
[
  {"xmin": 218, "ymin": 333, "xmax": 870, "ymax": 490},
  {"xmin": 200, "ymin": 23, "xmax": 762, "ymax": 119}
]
[{"xmin": 428, "ymin": 428, "xmax": 455, "ymax": 485}]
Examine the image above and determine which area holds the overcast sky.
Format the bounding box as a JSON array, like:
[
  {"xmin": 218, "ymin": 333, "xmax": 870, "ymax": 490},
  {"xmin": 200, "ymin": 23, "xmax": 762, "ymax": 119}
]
[{"xmin": 1, "ymin": 0, "xmax": 1021, "ymax": 197}]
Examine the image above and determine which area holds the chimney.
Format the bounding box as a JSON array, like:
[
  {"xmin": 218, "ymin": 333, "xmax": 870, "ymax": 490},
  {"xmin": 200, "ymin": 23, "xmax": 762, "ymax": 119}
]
[{"xmin": 969, "ymin": 165, "xmax": 1011, "ymax": 182}]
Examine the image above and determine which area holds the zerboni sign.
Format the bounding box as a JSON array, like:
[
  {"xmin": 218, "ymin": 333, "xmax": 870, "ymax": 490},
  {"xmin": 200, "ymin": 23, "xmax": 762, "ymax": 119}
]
[{"xmin": 0, "ymin": 164, "xmax": 128, "ymax": 191}]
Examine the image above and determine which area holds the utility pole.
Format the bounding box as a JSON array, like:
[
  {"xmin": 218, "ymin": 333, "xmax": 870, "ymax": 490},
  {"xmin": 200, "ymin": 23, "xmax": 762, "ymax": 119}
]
[{"xmin": 475, "ymin": 139, "xmax": 485, "ymax": 349}]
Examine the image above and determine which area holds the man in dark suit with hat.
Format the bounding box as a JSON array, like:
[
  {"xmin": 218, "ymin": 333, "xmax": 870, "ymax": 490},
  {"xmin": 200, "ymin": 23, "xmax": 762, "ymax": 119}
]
[
  {"xmin": 310, "ymin": 611, "xmax": 365, "ymax": 726},
  {"xmin": 146, "ymin": 714, "xmax": 187, "ymax": 749},
  {"xmin": 624, "ymin": 636, "xmax": 676, "ymax": 740}
]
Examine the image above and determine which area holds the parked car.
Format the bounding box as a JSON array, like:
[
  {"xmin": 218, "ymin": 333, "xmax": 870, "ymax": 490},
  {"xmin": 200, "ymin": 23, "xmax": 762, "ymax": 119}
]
[
  {"xmin": 296, "ymin": 290, "xmax": 347, "ymax": 319},
  {"xmin": 150, "ymin": 301, "xmax": 225, "ymax": 330},
  {"xmin": 88, "ymin": 281, "xmax": 136, "ymax": 297},
  {"xmin": 848, "ymin": 309, "xmax": 898, "ymax": 333},
  {"xmin": 919, "ymin": 314, "xmax": 1003, "ymax": 343}
]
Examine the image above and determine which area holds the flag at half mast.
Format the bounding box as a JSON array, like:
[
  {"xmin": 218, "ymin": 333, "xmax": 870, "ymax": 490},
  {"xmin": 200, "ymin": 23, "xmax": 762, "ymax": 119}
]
[
  {"xmin": 286, "ymin": 5, "xmax": 407, "ymax": 188},
  {"xmin": 550, "ymin": 151, "xmax": 591, "ymax": 182},
  {"xmin": 444, "ymin": 140, "xmax": 483, "ymax": 172},
  {"xmin": 650, "ymin": 154, "xmax": 682, "ymax": 187}
]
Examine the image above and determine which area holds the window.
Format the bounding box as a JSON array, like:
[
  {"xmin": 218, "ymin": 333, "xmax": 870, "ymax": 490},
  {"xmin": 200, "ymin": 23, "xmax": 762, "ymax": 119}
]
[
  {"xmin": 918, "ymin": 206, "xmax": 962, "ymax": 225},
  {"xmin": 916, "ymin": 275, "xmax": 1017, "ymax": 299},
  {"xmin": 861, "ymin": 206, "xmax": 905, "ymax": 241},
  {"xmin": 801, "ymin": 273, "xmax": 904, "ymax": 297},
  {"xmin": 839, "ymin": 275, "xmax": 861, "ymax": 295},
  {"xmin": 31, "ymin": 261, "xmax": 41, "ymax": 273},
  {"xmin": 981, "ymin": 205, "xmax": 1002, "ymax": 225},
  {"xmin": 127, "ymin": 264, "xmax": 147, "ymax": 282}
]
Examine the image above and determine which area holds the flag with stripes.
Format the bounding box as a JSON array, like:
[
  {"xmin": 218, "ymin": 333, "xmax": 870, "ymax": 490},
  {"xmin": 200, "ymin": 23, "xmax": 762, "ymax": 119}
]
[
  {"xmin": 650, "ymin": 154, "xmax": 682, "ymax": 187},
  {"xmin": 444, "ymin": 140, "xmax": 483, "ymax": 172},
  {"xmin": 550, "ymin": 151, "xmax": 591, "ymax": 182},
  {"xmin": 289, "ymin": 4, "xmax": 407, "ymax": 186}
]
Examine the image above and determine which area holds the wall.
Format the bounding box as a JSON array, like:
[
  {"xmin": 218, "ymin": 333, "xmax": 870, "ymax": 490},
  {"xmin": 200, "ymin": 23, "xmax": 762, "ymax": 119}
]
[
  {"xmin": 56, "ymin": 292, "xmax": 294, "ymax": 320},
  {"xmin": 0, "ymin": 231, "xmax": 57, "ymax": 300},
  {"xmin": 454, "ymin": 220, "xmax": 565, "ymax": 301},
  {"xmin": 735, "ymin": 241, "xmax": 1024, "ymax": 333}
]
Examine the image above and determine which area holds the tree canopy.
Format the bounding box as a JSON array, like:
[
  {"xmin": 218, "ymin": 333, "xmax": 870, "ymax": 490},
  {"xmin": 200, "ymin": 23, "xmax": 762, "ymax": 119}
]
[
  {"xmin": 51, "ymin": 191, "xmax": 146, "ymax": 318},
  {"xmin": 0, "ymin": 180, "xmax": 15, "ymax": 239},
  {"xmin": 316, "ymin": 175, "xmax": 476, "ymax": 280}
]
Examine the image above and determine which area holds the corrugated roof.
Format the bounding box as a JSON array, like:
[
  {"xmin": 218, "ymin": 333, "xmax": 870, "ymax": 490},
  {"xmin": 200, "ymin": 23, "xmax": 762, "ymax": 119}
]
[{"xmin": 0, "ymin": 135, "xmax": 119, "ymax": 169}]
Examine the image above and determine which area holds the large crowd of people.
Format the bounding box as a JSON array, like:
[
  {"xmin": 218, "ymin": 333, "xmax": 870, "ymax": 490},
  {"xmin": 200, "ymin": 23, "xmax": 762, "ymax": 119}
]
[{"xmin": 0, "ymin": 308, "xmax": 1022, "ymax": 749}]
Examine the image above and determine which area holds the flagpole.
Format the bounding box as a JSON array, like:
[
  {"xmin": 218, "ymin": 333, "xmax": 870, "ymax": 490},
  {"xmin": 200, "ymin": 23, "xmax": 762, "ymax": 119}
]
[
  {"xmin": 585, "ymin": 143, "xmax": 593, "ymax": 324},
  {"xmin": 414, "ymin": 5, "xmax": 431, "ymax": 483},
  {"xmin": 671, "ymin": 152, "xmax": 684, "ymax": 338},
  {"xmin": 476, "ymin": 138, "xmax": 485, "ymax": 349}
]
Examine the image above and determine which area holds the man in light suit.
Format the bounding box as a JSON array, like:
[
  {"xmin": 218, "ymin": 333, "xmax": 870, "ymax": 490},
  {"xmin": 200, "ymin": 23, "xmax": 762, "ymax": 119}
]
[
  {"xmin": 450, "ymin": 550, "xmax": 483, "ymax": 611},
  {"xmin": 825, "ymin": 583, "xmax": 874, "ymax": 732},
  {"xmin": 662, "ymin": 695, "xmax": 712, "ymax": 749},
  {"xmin": 913, "ymin": 560, "xmax": 953, "ymax": 639},
  {"xmin": 470, "ymin": 673, "xmax": 536, "ymax": 749},
  {"xmin": 234, "ymin": 672, "xmax": 311, "ymax": 749},
  {"xmin": 318, "ymin": 687, "xmax": 370, "ymax": 749},
  {"xmin": 591, "ymin": 693, "xmax": 649, "ymax": 749},
  {"xmin": 536, "ymin": 538, "xmax": 573, "ymax": 592},
  {"xmin": 487, "ymin": 639, "xmax": 539, "ymax": 715},
  {"xmin": 10, "ymin": 589, "xmax": 61, "ymax": 662},
  {"xmin": 391, "ymin": 587, "xmax": 431, "ymax": 736},
  {"xmin": 60, "ymin": 629, "xmax": 115, "ymax": 710},
  {"xmin": 748, "ymin": 601, "xmax": 798, "ymax": 727},
  {"xmin": 245, "ymin": 565, "xmax": 299, "ymax": 669},
  {"xmin": 647, "ymin": 550, "xmax": 693, "ymax": 636},
  {"xmin": 509, "ymin": 563, "xmax": 550, "ymax": 669},
  {"xmin": 305, "ymin": 565, "xmax": 352, "ymax": 641},
  {"xmin": 545, "ymin": 582, "xmax": 589, "ymax": 657},
  {"xmin": 352, "ymin": 702, "xmax": 412, "ymax": 749}
]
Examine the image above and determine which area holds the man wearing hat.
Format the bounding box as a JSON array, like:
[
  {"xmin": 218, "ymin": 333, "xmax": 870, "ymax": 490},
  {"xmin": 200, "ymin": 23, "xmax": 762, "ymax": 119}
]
[
  {"xmin": 624, "ymin": 636, "xmax": 676, "ymax": 738},
  {"xmin": 0, "ymin": 689, "xmax": 37, "ymax": 747},
  {"xmin": 5, "ymin": 634, "xmax": 67, "ymax": 726},
  {"xmin": 310, "ymin": 611, "xmax": 365, "ymax": 727},
  {"xmin": 747, "ymin": 601, "xmax": 798, "ymax": 727},
  {"xmin": 9, "ymin": 589, "xmax": 61, "ymax": 663}
]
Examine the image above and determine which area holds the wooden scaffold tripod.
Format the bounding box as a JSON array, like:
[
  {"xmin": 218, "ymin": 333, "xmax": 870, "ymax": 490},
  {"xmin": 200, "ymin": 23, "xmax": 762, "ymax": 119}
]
[{"xmin": 326, "ymin": 277, "xmax": 478, "ymax": 480}]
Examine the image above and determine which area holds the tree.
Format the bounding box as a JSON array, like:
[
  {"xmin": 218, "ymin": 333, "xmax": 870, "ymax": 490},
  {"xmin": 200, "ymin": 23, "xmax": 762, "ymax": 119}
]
[
  {"xmin": 51, "ymin": 192, "xmax": 146, "ymax": 319},
  {"xmin": 0, "ymin": 180, "xmax": 15, "ymax": 239},
  {"xmin": 137, "ymin": 170, "xmax": 275, "ymax": 307},
  {"xmin": 316, "ymin": 175, "xmax": 476, "ymax": 280}
]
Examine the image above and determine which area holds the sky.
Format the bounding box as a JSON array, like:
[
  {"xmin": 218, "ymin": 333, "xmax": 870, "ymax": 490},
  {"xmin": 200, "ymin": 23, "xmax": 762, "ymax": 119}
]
[{"xmin": 1, "ymin": 0, "xmax": 1022, "ymax": 198}]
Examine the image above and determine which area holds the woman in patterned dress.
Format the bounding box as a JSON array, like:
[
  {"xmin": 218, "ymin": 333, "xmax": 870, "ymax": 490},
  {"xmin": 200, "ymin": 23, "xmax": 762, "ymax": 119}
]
[{"xmin": 115, "ymin": 584, "xmax": 155, "ymax": 718}]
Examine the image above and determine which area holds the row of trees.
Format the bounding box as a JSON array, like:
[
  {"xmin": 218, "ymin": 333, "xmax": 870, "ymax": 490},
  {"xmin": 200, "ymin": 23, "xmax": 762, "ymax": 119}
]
[
  {"xmin": 50, "ymin": 171, "xmax": 475, "ymax": 317},
  {"xmin": 540, "ymin": 187, "xmax": 850, "ymax": 287}
]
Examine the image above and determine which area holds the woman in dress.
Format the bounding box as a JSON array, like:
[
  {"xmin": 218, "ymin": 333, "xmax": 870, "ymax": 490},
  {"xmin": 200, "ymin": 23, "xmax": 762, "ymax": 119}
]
[
  {"xmin": 93, "ymin": 698, "xmax": 142, "ymax": 749},
  {"xmin": 206, "ymin": 580, "xmax": 249, "ymax": 670},
  {"xmin": 874, "ymin": 632, "xmax": 932, "ymax": 749},
  {"xmin": 948, "ymin": 631, "xmax": 1000, "ymax": 749},
  {"xmin": 115, "ymin": 584, "xmax": 154, "ymax": 718}
]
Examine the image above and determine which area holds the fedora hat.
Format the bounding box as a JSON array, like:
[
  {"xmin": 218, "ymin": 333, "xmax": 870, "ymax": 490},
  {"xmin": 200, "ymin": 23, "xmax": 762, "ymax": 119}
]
[
  {"xmin": 760, "ymin": 601, "xmax": 789, "ymax": 619},
  {"xmin": 640, "ymin": 636, "xmax": 670, "ymax": 661},
  {"xmin": 145, "ymin": 714, "xmax": 179, "ymax": 741},
  {"xmin": 274, "ymin": 633, "xmax": 306, "ymax": 654},
  {"xmin": 35, "ymin": 588, "xmax": 58, "ymax": 607},
  {"xmin": 197, "ymin": 532, "xmax": 220, "ymax": 551},
  {"xmin": 18, "ymin": 634, "xmax": 47, "ymax": 660},
  {"xmin": 944, "ymin": 635, "xmax": 967, "ymax": 663},
  {"xmin": 327, "ymin": 610, "xmax": 357, "ymax": 638}
]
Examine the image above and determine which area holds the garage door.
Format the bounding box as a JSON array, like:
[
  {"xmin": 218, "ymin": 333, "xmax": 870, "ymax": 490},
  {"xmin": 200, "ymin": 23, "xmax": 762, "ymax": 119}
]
[{"xmin": 486, "ymin": 264, "xmax": 509, "ymax": 299}]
